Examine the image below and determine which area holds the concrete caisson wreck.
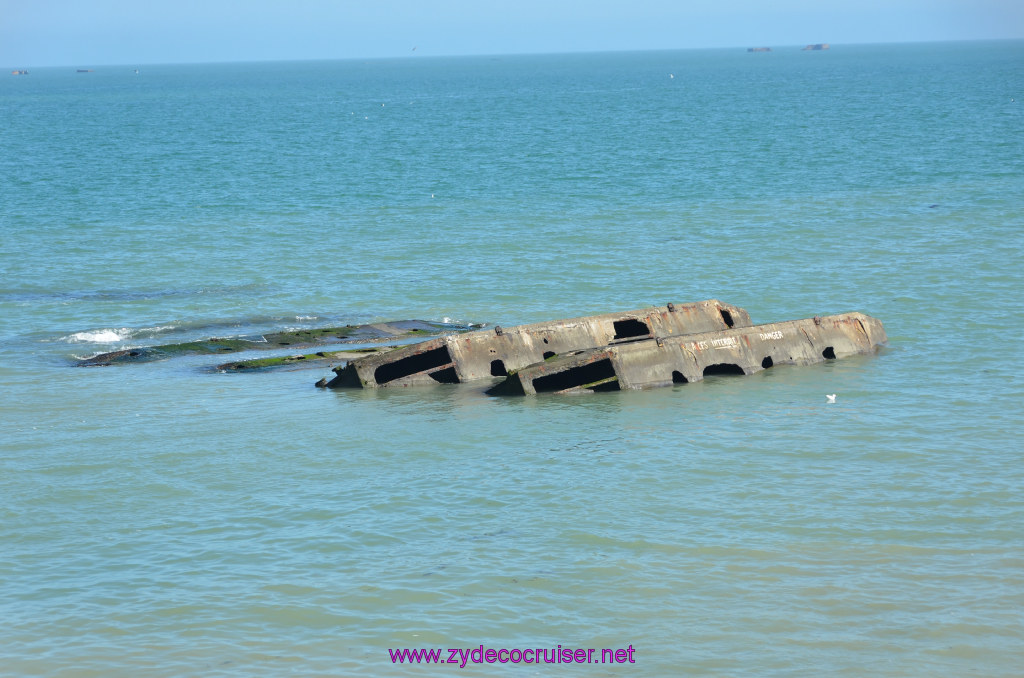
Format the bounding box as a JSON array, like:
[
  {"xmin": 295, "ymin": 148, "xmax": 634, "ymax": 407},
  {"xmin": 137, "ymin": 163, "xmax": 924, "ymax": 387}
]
[
  {"xmin": 486, "ymin": 313, "xmax": 886, "ymax": 395},
  {"xmin": 324, "ymin": 300, "xmax": 751, "ymax": 388}
]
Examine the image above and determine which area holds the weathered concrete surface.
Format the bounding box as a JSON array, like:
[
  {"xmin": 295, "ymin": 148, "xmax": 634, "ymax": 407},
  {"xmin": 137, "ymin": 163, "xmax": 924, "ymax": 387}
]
[
  {"xmin": 325, "ymin": 300, "xmax": 751, "ymax": 388},
  {"xmin": 486, "ymin": 312, "xmax": 886, "ymax": 395},
  {"xmin": 76, "ymin": 320, "xmax": 465, "ymax": 367}
]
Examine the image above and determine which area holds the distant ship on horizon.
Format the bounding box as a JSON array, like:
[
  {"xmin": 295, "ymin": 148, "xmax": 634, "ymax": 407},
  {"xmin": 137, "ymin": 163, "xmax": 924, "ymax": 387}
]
[{"xmin": 746, "ymin": 44, "xmax": 830, "ymax": 53}]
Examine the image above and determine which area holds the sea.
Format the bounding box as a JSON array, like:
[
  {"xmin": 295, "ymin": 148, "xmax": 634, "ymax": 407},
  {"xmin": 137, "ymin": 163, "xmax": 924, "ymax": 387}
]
[{"xmin": 1, "ymin": 40, "xmax": 1022, "ymax": 676}]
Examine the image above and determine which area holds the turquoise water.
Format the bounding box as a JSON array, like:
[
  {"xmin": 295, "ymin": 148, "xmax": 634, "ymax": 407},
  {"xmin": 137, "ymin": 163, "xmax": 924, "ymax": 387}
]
[{"xmin": 2, "ymin": 41, "xmax": 1023, "ymax": 676}]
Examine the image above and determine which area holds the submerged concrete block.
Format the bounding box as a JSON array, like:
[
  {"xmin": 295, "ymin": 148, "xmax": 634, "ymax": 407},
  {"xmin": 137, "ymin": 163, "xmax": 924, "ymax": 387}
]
[
  {"xmin": 325, "ymin": 300, "xmax": 751, "ymax": 388},
  {"xmin": 75, "ymin": 319, "xmax": 464, "ymax": 367},
  {"xmin": 486, "ymin": 312, "xmax": 886, "ymax": 395}
]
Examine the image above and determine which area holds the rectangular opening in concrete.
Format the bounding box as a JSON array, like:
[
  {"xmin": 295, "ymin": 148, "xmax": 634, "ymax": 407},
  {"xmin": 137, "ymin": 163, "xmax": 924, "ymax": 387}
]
[
  {"xmin": 612, "ymin": 319, "xmax": 650, "ymax": 340},
  {"xmin": 532, "ymin": 358, "xmax": 617, "ymax": 393},
  {"xmin": 374, "ymin": 346, "xmax": 453, "ymax": 384},
  {"xmin": 588, "ymin": 378, "xmax": 621, "ymax": 392},
  {"xmin": 720, "ymin": 309, "xmax": 735, "ymax": 328},
  {"xmin": 490, "ymin": 359, "xmax": 508, "ymax": 377},
  {"xmin": 703, "ymin": 363, "xmax": 745, "ymax": 376},
  {"xmin": 429, "ymin": 366, "xmax": 460, "ymax": 383}
]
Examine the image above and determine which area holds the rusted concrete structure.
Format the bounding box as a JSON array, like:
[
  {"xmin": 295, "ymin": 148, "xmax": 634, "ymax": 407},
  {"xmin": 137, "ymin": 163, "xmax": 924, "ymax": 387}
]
[
  {"xmin": 486, "ymin": 312, "xmax": 886, "ymax": 395},
  {"xmin": 325, "ymin": 300, "xmax": 751, "ymax": 388}
]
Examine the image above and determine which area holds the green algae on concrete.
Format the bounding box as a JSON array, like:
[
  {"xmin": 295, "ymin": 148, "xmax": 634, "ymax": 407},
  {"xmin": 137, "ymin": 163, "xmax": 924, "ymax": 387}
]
[
  {"xmin": 75, "ymin": 320, "xmax": 471, "ymax": 366},
  {"xmin": 216, "ymin": 347, "xmax": 391, "ymax": 372}
]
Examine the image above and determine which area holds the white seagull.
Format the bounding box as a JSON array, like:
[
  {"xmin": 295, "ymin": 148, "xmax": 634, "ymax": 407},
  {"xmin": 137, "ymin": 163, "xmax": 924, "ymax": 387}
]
[{"xmin": 826, "ymin": 394, "xmax": 837, "ymax": 403}]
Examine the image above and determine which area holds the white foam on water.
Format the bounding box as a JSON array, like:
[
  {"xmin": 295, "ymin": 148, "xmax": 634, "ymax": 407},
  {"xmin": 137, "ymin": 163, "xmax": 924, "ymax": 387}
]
[
  {"xmin": 59, "ymin": 324, "xmax": 183, "ymax": 345},
  {"xmin": 442, "ymin": 316, "xmax": 484, "ymax": 328},
  {"xmin": 63, "ymin": 329, "xmax": 129, "ymax": 343}
]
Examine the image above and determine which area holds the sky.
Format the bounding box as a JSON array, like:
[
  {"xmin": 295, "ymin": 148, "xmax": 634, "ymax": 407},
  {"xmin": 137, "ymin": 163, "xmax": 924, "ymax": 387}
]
[{"xmin": 2, "ymin": 0, "xmax": 1022, "ymax": 67}]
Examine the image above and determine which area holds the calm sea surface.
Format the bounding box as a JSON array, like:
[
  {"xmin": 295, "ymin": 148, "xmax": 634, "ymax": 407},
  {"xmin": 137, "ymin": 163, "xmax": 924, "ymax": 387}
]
[{"xmin": 2, "ymin": 41, "xmax": 1023, "ymax": 676}]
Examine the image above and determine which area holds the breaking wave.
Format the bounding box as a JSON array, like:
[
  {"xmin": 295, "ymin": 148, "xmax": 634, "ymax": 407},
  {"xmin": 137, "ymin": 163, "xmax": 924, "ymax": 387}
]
[
  {"xmin": 63, "ymin": 329, "xmax": 131, "ymax": 343},
  {"xmin": 60, "ymin": 325, "xmax": 179, "ymax": 344}
]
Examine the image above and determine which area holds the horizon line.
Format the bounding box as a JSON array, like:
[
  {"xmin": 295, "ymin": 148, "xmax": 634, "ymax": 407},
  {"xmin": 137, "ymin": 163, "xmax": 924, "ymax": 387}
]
[{"xmin": 5, "ymin": 36, "xmax": 1019, "ymax": 71}]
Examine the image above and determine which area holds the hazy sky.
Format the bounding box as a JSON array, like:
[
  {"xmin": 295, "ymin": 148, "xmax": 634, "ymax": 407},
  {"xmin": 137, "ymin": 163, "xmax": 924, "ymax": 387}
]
[{"xmin": 3, "ymin": 0, "xmax": 1022, "ymax": 67}]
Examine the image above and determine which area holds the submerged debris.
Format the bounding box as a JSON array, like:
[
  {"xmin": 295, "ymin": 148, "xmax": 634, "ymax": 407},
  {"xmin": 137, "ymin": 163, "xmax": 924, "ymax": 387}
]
[
  {"xmin": 325, "ymin": 300, "xmax": 748, "ymax": 388},
  {"xmin": 216, "ymin": 347, "xmax": 391, "ymax": 371},
  {"xmin": 321, "ymin": 302, "xmax": 886, "ymax": 396},
  {"xmin": 75, "ymin": 320, "xmax": 470, "ymax": 366},
  {"xmin": 487, "ymin": 313, "xmax": 885, "ymax": 395}
]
